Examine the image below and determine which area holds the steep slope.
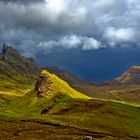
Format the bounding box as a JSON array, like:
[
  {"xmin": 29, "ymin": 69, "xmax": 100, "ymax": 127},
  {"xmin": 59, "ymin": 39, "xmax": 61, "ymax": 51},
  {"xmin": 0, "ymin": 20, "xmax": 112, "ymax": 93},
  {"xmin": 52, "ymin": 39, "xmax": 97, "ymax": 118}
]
[
  {"xmin": 115, "ymin": 66, "xmax": 140, "ymax": 84},
  {"xmin": 35, "ymin": 70, "xmax": 91, "ymax": 99},
  {"xmin": 0, "ymin": 43, "xmax": 39, "ymax": 90}
]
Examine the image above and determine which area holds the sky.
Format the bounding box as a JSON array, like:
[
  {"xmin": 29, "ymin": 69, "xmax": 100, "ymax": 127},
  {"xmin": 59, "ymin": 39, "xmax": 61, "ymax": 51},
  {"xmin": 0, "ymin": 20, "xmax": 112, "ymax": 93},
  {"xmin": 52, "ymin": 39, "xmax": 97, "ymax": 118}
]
[{"xmin": 0, "ymin": 0, "xmax": 140, "ymax": 81}]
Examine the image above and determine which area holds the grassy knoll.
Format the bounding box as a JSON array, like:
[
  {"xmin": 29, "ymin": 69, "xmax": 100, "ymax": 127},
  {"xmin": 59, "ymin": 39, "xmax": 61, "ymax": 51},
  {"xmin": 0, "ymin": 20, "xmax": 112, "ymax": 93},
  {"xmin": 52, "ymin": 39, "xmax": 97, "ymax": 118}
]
[{"xmin": 39, "ymin": 70, "xmax": 91, "ymax": 99}]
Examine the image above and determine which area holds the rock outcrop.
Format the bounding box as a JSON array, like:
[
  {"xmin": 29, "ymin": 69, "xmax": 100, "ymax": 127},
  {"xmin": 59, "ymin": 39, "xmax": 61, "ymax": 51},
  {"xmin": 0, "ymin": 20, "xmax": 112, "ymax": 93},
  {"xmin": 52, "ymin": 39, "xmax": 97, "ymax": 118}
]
[
  {"xmin": 1, "ymin": 43, "xmax": 21, "ymax": 60},
  {"xmin": 35, "ymin": 73, "xmax": 52, "ymax": 97},
  {"xmin": 35, "ymin": 70, "xmax": 91, "ymax": 99}
]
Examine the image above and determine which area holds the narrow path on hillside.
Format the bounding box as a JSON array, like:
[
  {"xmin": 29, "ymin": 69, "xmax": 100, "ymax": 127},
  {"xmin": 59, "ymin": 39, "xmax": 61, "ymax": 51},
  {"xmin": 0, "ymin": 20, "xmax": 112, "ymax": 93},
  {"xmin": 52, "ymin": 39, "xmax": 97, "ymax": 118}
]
[{"xmin": 93, "ymin": 97, "xmax": 140, "ymax": 107}]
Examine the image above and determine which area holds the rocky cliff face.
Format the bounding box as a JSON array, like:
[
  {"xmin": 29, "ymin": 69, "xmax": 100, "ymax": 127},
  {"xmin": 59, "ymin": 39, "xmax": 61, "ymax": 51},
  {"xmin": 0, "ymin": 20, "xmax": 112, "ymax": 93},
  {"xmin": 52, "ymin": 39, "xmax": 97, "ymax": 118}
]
[
  {"xmin": 1, "ymin": 43, "xmax": 21, "ymax": 60},
  {"xmin": 35, "ymin": 73, "xmax": 52, "ymax": 97}
]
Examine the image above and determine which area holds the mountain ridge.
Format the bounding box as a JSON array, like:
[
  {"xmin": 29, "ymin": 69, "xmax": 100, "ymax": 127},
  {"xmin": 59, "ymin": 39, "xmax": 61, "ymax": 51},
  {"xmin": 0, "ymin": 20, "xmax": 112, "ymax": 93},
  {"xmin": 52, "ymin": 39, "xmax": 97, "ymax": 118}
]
[{"xmin": 0, "ymin": 43, "xmax": 39, "ymax": 90}]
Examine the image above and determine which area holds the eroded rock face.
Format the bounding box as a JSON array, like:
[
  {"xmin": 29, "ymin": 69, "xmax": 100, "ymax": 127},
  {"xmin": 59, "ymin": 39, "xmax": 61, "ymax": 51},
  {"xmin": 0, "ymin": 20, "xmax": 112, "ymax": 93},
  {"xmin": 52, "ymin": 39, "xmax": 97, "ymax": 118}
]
[
  {"xmin": 1, "ymin": 43, "xmax": 21, "ymax": 60},
  {"xmin": 127, "ymin": 66, "xmax": 140, "ymax": 77},
  {"xmin": 116, "ymin": 66, "xmax": 140, "ymax": 84},
  {"xmin": 35, "ymin": 73, "xmax": 52, "ymax": 97}
]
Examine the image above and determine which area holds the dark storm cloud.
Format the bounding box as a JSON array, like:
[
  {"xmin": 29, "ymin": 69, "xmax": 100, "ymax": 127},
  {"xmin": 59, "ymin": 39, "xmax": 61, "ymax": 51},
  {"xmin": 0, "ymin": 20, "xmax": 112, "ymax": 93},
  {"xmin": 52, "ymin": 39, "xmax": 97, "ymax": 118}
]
[
  {"xmin": 0, "ymin": 0, "xmax": 87, "ymax": 33},
  {"xmin": 0, "ymin": 0, "xmax": 140, "ymax": 56},
  {"xmin": 0, "ymin": 0, "xmax": 45, "ymax": 4}
]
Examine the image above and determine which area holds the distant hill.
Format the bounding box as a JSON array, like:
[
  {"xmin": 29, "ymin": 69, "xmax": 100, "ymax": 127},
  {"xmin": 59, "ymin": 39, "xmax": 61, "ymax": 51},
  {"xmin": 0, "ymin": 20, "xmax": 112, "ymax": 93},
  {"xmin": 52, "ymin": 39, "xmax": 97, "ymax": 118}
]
[
  {"xmin": 0, "ymin": 43, "xmax": 39, "ymax": 90},
  {"xmin": 114, "ymin": 66, "xmax": 140, "ymax": 84}
]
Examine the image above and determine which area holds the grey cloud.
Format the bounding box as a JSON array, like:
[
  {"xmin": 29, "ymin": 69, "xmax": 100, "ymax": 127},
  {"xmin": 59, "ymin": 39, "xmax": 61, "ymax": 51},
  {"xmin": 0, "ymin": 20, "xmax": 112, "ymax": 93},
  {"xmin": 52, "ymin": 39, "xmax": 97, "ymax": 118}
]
[
  {"xmin": 104, "ymin": 27, "xmax": 139, "ymax": 46},
  {"xmin": 0, "ymin": 0, "xmax": 87, "ymax": 30},
  {"xmin": 0, "ymin": 0, "xmax": 140, "ymax": 56}
]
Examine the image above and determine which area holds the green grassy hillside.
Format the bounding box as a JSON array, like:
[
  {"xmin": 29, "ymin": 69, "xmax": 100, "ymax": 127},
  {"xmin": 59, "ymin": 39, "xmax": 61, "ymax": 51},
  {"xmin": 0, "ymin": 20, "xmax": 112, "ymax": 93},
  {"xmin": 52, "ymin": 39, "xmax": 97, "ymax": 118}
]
[
  {"xmin": 0, "ymin": 44, "xmax": 39, "ymax": 92},
  {"xmin": 37, "ymin": 70, "xmax": 91, "ymax": 99},
  {"xmin": 0, "ymin": 69, "xmax": 140, "ymax": 139},
  {"xmin": 0, "ymin": 89, "xmax": 140, "ymax": 139}
]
